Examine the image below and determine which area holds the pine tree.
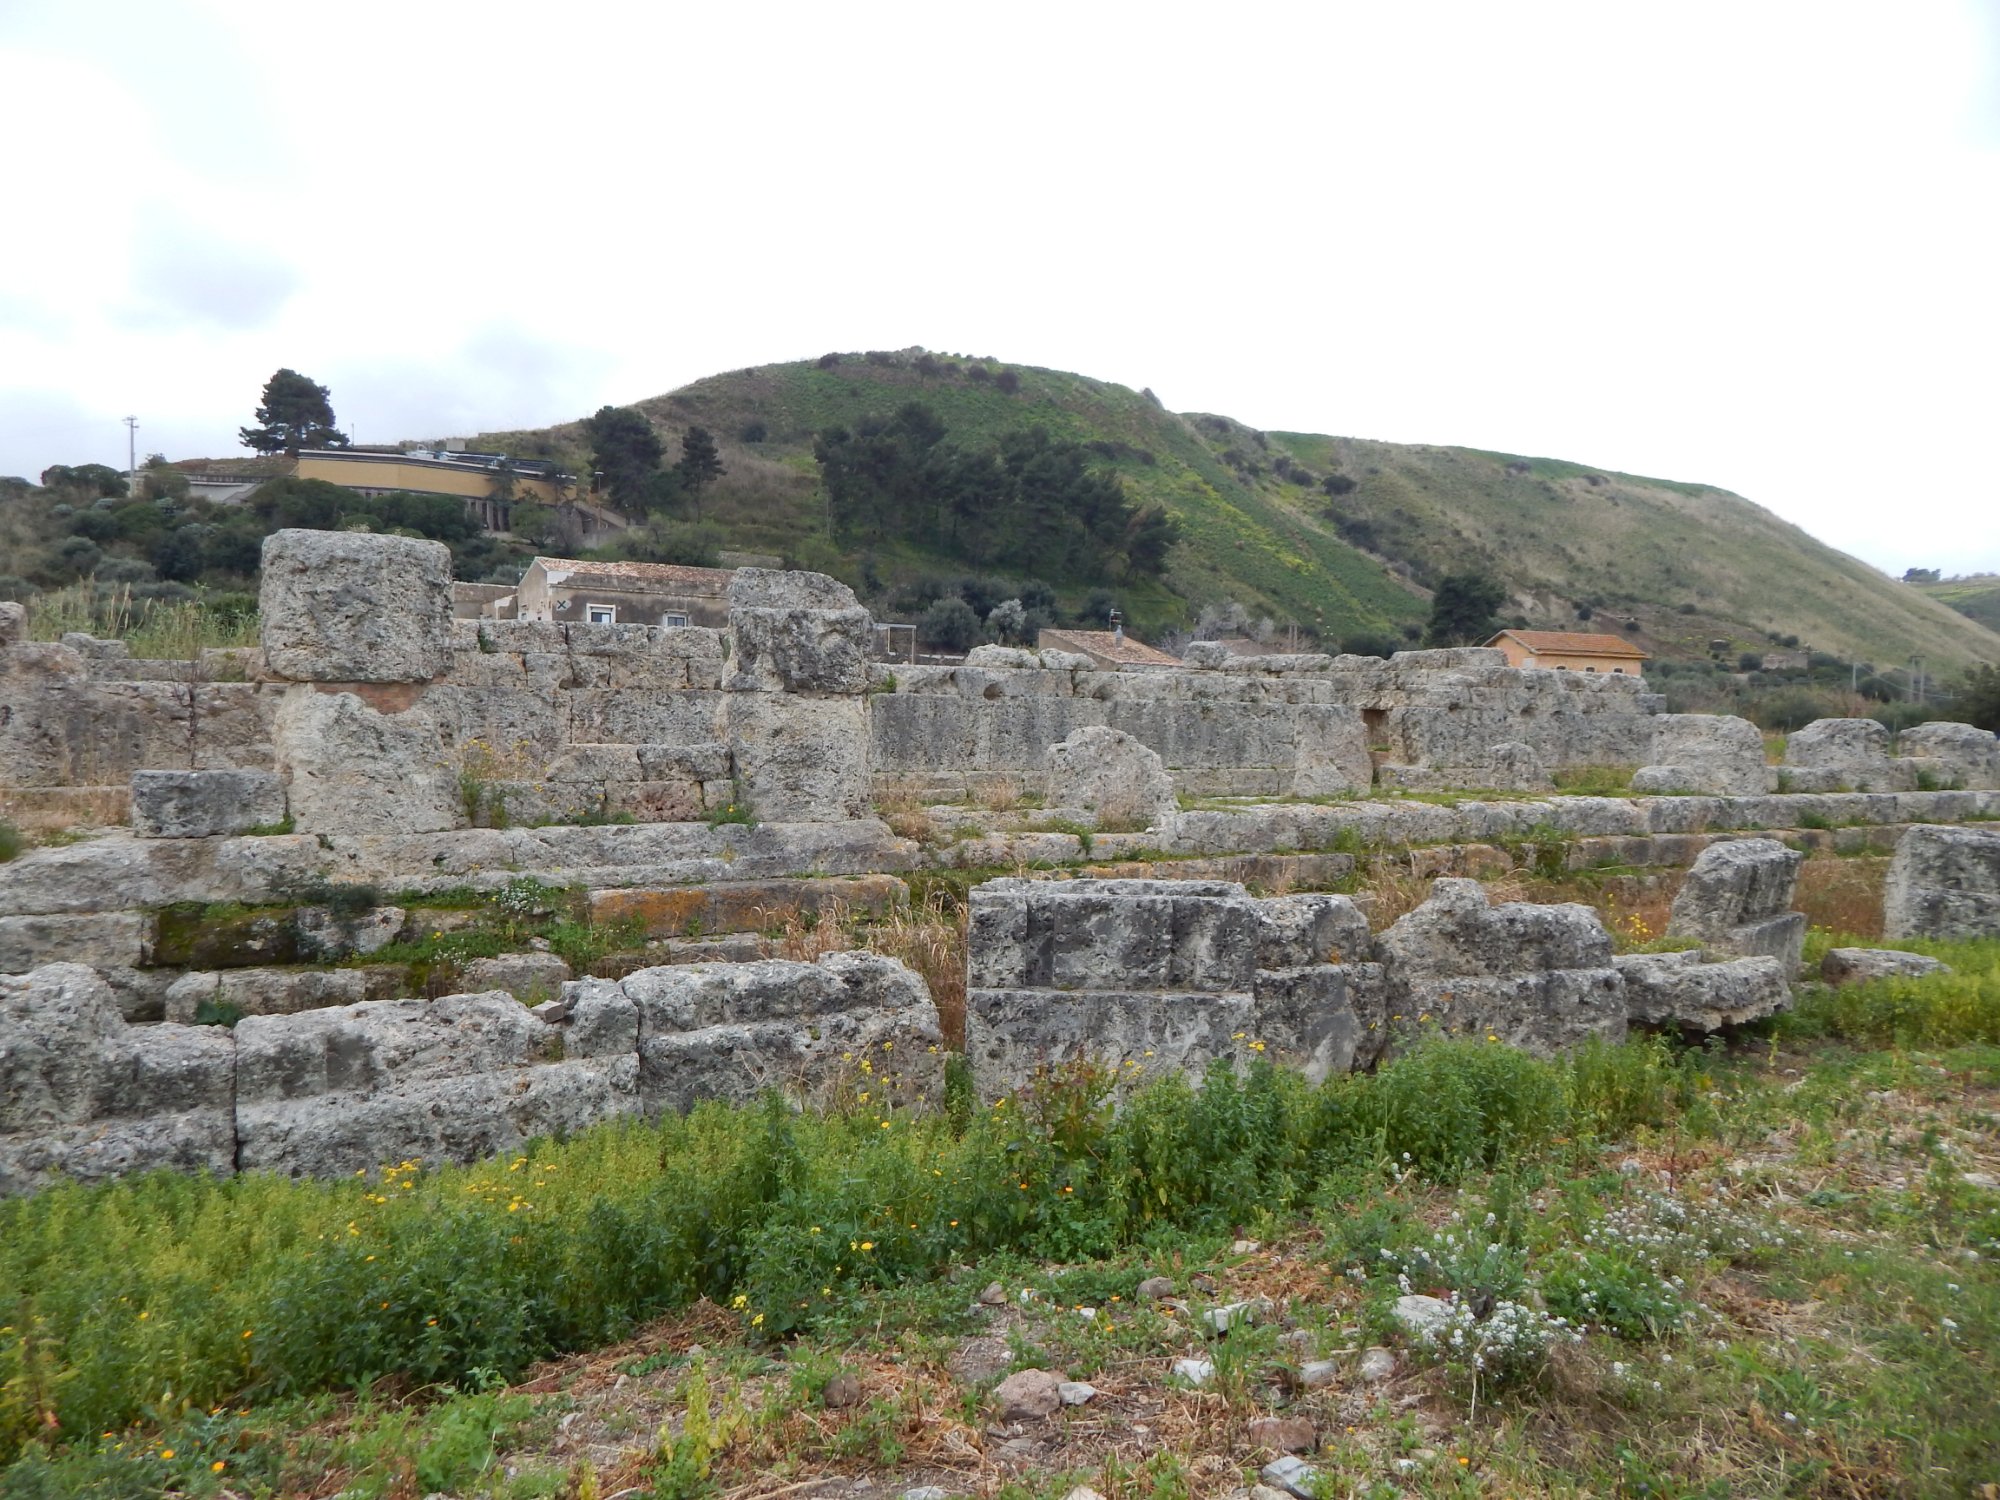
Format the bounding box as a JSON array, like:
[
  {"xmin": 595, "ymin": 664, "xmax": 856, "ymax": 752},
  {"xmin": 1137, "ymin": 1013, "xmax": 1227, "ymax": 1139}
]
[{"xmin": 239, "ymin": 369, "xmax": 347, "ymax": 455}]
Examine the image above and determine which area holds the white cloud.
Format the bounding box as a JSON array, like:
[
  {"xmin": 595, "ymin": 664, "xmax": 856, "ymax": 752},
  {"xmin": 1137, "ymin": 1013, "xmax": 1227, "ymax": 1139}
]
[{"xmin": 0, "ymin": 0, "xmax": 1994, "ymax": 576}]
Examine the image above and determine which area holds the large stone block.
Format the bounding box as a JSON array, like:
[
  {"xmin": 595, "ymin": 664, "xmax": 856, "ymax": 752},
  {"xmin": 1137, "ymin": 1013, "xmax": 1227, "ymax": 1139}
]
[
  {"xmin": 259, "ymin": 529, "xmax": 454, "ymax": 683},
  {"xmin": 1782, "ymin": 718, "xmax": 1914, "ymax": 793},
  {"xmin": 131, "ymin": 768, "xmax": 287, "ymax": 838},
  {"xmin": 273, "ymin": 687, "xmax": 461, "ymax": 835},
  {"xmin": 0, "ymin": 913, "xmax": 152, "ymax": 973},
  {"xmin": 163, "ymin": 966, "xmax": 380, "ymax": 1022},
  {"xmin": 1615, "ymin": 950, "xmax": 1790, "ymax": 1030},
  {"xmin": 1634, "ymin": 714, "xmax": 1769, "ymax": 796},
  {"xmin": 1883, "ymin": 823, "xmax": 2000, "ymax": 940},
  {"xmin": 1897, "ymin": 722, "xmax": 2000, "ymax": 790},
  {"xmin": 1289, "ymin": 704, "xmax": 1374, "ymax": 797},
  {"xmin": 0, "ymin": 963, "xmax": 235, "ymax": 1195},
  {"xmin": 622, "ymin": 951, "xmax": 943, "ymax": 1113},
  {"xmin": 234, "ymin": 988, "xmax": 640, "ymax": 1178},
  {"xmin": 1044, "ymin": 726, "xmax": 1178, "ymax": 830},
  {"xmin": 724, "ymin": 692, "xmax": 871, "ymax": 822},
  {"xmin": 726, "ymin": 568, "xmax": 872, "ymax": 694},
  {"xmin": 1666, "ymin": 837, "xmax": 1803, "ymax": 962}
]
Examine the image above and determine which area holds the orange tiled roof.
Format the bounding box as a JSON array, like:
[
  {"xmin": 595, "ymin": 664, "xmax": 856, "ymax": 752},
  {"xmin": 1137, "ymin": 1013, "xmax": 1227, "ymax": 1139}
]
[
  {"xmin": 1487, "ymin": 629, "xmax": 1649, "ymax": 658},
  {"xmin": 1038, "ymin": 627, "xmax": 1183, "ymax": 667}
]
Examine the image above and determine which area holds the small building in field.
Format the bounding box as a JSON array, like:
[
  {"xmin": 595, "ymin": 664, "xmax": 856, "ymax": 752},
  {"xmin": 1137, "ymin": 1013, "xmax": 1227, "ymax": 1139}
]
[
  {"xmin": 1484, "ymin": 629, "xmax": 1649, "ymax": 675},
  {"xmin": 513, "ymin": 558, "xmax": 737, "ymax": 627},
  {"xmin": 1037, "ymin": 626, "xmax": 1182, "ymax": 670}
]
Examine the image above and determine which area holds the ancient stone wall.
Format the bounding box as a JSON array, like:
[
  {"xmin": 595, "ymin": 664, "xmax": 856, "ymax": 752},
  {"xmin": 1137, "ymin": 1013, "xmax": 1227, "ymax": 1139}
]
[{"xmin": 0, "ymin": 952, "xmax": 940, "ymax": 1195}]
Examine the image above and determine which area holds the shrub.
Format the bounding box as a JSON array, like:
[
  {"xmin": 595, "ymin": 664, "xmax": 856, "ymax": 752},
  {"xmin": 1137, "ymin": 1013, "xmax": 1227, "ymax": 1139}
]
[
  {"xmin": 816, "ymin": 352, "xmax": 842, "ymax": 369},
  {"xmin": 916, "ymin": 597, "xmax": 981, "ymax": 652},
  {"xmin": 0, "ymin": 820, "xmax": 20, "ymax": 863},
  {"xmin": 737, "ymin": 420, "xmax": 767, "ymax": 444}
]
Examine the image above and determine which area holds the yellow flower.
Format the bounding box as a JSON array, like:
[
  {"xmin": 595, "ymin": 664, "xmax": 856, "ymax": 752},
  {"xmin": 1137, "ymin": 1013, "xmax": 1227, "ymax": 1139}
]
[
  {"xmin": 242, "ymin": 1329, "xmax": 253, "ymax": 1339},
  {"xmin": 160, "ymin": 1449, "xmax": 174, "ymax": 1460},
  {"xmin": 213, "ymin": 1461, "xmax": 227, "ymax": 1473},
  {"xmin": 732, "ymin": 1294, "xmax": 749, "ymax": 1309},
  {"xmin": 751, "ymin": 1313, "xmax": 765, "ymax": 1327},
  {"xmin": 859, "ymin": 1241, "xmax": 875, "ymax": 1251}
]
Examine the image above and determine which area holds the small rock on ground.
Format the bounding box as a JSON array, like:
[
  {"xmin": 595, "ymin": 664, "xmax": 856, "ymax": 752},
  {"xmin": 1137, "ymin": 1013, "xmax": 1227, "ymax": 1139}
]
[
  {"xmin": 821, "ymin": 1372, "xmax": 862, "ymax": 1408},
  {"xmin": 1058, "ymin": 1380, "xmax": 1099, "ymax": 1406},
  {"xmin": 1064, "ymin": 1488, "xmax": 1109, "ymax": 1500},
  {"xmin": 1298, "ymin": 1360, "xmax": 1339, "ymax": 1388},
  {"xmin": 1393, "ymin": 1293, "xmax": 1451, "ymax": 1339},
  {"xmin": 1260, "ymin": 1456, "xmax": 1322, "ymax": 1498},
  {"xmin": 1136, "ymin": 1275, "xmax": 1174, "ymax": 1300},
  {"xmin": 1358, "ymin": 1346, "xmax": 1398, "ymax": 1382},
  {"xmin": 1232, "ymin": 1239, "xmax": 1262, "ymax": 1254},
  {"xmin": 1171, "ymin": 1357, "xmax": 1215, "ymax": 1386},
  {"xmin": 994, "ymin": 1367, "xmax": 1063, "ymax": 1421},
  {"xmin": 978, "ymin": 1281, "xmax": 1008, "ymax": 1306},
  {"xmin": 1246, "ymin": 1415, "xmax": 1316, "ymax": 1453},
  {"xmin": 903, "ymin": 1489, "xmax": 950, "ymax": 1500}
]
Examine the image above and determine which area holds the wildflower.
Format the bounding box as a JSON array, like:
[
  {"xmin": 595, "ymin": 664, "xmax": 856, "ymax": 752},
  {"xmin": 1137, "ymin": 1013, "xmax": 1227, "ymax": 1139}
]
[
  {"xmin": 752, "ymin": 1313, "xmax": 764, "ymax": 1327},
  {"xmin": 242, "ymin": 1329, "xmax": 253, "ymax": 1339},
  {"xmin": 213, "ymin": 1462, "xmax": 227, "ymax": 1473},
  {"xmin": 859, "ymin": 1241, "xmax": 875, "ymax": 1251},
  {"xmin": 732, "ymin": 1294, "xmax": 749, "ymax": 1310},
  {"xmin": 160, "ymin": 1450, "xmax": 174, "ymax": 1460}
]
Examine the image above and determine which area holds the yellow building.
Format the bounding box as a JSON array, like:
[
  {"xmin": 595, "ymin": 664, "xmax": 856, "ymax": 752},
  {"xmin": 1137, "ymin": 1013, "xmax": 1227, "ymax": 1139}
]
[
  {"xmin": 293, "ymin": 447, "xmax": 572, "ymax": 523},
  {"xmin": 1485, "ymin": 629, "xmax": 1649, "ymax": 675}
]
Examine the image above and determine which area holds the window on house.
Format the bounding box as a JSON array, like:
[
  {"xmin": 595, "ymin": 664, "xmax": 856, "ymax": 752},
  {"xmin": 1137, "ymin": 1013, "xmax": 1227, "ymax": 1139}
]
[
  {"xmin": 1613, "ymin": 667, "xmax": 1626, "ymax": 674},
  {"xmin": 587, "ymin": 605, "xmax": 616, "ymax": 625},
  {"xmin": 662, "ymin": 612, "xmax": 690, "ymax": 628},
  {"xmin": 1585, "ymin": 665, "xmax": 1598, "ymax": 672}
]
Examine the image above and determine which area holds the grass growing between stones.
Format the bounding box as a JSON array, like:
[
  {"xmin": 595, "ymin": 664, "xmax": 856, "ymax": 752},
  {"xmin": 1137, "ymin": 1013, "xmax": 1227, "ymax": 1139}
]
[{"xmin": 5, "ymin": 950, "xmax": 1999, "ymax": 1497}]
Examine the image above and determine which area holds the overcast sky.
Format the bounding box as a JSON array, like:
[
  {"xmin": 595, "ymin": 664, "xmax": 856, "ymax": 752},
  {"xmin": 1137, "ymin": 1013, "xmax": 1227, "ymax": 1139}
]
[{"xmin": 2, "ymin": 0, "xmax": 1996, "ymax": 575}]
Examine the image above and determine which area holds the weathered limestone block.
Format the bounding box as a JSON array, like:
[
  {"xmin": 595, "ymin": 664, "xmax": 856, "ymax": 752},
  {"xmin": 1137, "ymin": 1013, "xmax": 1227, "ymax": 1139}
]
[
  {"xmin": 0, "ymin": 913, "xmax": 153, "ymax": 973},
  {"xmin": 724, "ymin": 692, "xmax": 871, "ymax": 821},
  {"xmin": 1044, "ymin": 726, "xmax": 1178, "ymax": 830},
  {"xmin": 1371, "ymin": 878, "xmax": 1626, "ymax": 1053},
  {"xmin": 1783, "ymin": 718, "xmax": 1914, "ymax": 793},
  {"xmin": 1666, "ymin": 838, "xmax": 1805, "ymax": 969},
  {"xmin": 1897, "ymin": 722, "xmax": 2000, "ymax": 790},
  {"xmin": 1820, "ymin": 947, "xmax": 1950, "ymax": 986},
  {"xmin": 620, "ymin": 951, "xmax": 943, "ymax": 1112},
  {"xmin": 458, "ymin": 952, "xmax": 573, "ymax": 1002},
  {"xmin": 1883, "ymin": 823, "xmax": 2000, "ymax": 940},
  {"xmin": 1615, "ymin": 950, "xmax": 1790, "ymax": 1030},
  {"xmin": 965, "ymin": 877, "xmax": 1383, "ymax": 1094},
  {"xmin": 234, "ymin": 988, "xmax": 640, "ymax": 1178},
  {"xmin": 259, "ymin": 529, "xmax": 454, "ymax": 683},
  {"xmin": 727, "ymin": 568, "xmax": 872, "ymax": 694},
  {"xmin": 1289, "ymin": 705, "xmax": 1374, "ymax": 797},
  {"xmin": 0, "ymin": 964, "xmax": 235, "ymax": 1195},
  {"xmin": 0, "ymin": 600, "xmax": 23, "ymax": 646},
  {"xmin": 131, "ymin": 768, "xmax": 287, "ymax": 838},
  {"xmin": 164, "ymin": 966, "xmax": 379, "ymax": 1022},
  {"xmin": 963, "ymin": 644, "xmax": 1093, "ymax": 672},
  {"xmin": 294, "ymin": 904, "xmax": 408, "ymax": 959},
  {"xmin": 273, "ymin": 687, "xmax": 460, "ymax": 835},
  {"xmin": 1632, "ymin": 714, "xmax": 1769, "ymax": 796}
]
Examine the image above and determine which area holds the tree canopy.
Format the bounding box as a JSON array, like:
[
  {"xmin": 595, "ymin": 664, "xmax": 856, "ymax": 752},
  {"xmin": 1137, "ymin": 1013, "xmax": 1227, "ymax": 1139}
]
[
  {"xmin": 813, "ymin": 403, "xmax": 1177, "ymax": 584},
  {"xmin": 584, "ymin": 407, "xmax": 664, "ymax": 510},
  {"xmin": 1424, "ymin": 570, "xmax": 1507, "ymax": 646},
  {"xmin": 240, "ymin": 369, "xmax": 346, "ymax": 455}
]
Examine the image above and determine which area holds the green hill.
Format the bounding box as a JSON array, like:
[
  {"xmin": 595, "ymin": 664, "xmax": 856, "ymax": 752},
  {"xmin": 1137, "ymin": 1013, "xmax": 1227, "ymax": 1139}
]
[
  {"xmin": 473, "ymin": 349, "xmax": 2000, "ymax": 670},
  {"xmin": 1913, "ymin": 575, "xmax": 2000, "ymax": 636}
]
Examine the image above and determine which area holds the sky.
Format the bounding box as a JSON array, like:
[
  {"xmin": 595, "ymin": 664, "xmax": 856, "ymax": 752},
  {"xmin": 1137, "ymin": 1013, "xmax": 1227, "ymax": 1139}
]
[{"xmin": 1, "ymin": 0, "xmax": 1996, "ymax": 576}]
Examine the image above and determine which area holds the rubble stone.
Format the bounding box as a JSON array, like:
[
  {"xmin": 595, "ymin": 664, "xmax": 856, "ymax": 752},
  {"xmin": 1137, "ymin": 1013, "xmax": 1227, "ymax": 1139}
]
[
  {"xmin": 1043, "ymin": 726, "xmax": 1178, "ymax": 830},
  {"xmin": 458, "ymin": 952, "xmax": 574, "ymax": 1002},
  {"xmin": 259, "ymin": 529, "xmax": 454, "ymax": 683},
  {"xmin": 1883, "ymin": 823, "xmax": 2000, "ymax": 940},
  {"xmin": 993, "ymin": 1368, "xmax": 1063, "ymax": 1421}
]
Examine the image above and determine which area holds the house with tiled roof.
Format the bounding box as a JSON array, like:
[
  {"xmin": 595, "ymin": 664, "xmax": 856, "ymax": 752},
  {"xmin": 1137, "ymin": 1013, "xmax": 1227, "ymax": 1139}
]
[
  {"xmin": 512, "ymin": 557, "xmax": 737, "ymax": 627},
  {"xmin": 1036, "ymin": 625, "xmax": 1182, "ymax": 670},
  {"xmin": 1484, "ymin": 629, "xmax": 1649, "ymax": 675}
]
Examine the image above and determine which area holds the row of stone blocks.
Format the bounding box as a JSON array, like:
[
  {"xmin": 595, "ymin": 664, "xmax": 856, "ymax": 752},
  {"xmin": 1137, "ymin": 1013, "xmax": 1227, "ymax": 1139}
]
[
  {"xmin": 1635, "ymin": 715, "xmax": 2000, "ymax": 796},
  {"xmin": 0, "ymin": 952, "xmax": 941, "ymax": 1197},
  {"xmin": 963, "ymin": 838, "xmax": 1810, "ymax": 1100}
]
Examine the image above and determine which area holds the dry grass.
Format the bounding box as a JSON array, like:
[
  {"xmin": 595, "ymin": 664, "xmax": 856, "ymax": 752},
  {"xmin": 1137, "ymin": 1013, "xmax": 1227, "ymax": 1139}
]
[
  {"xmin": 978, "ymin": 777, "xmax": 1023, "ymax": 813},
  {"xmin": 1793, "ymin": 855, "xmax": 1886, "ymax": 939},
  {"xmin": 863, "ymin": 891, "xmax": 968, "ymax": 1048},
  {"xmin": 873, "ymin": 793, "xmax": 937, "ymax": 845}
]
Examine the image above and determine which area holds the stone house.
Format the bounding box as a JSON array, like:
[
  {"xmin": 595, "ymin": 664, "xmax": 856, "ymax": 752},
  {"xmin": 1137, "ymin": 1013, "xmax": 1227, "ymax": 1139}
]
[
  {"xmin": 1036, "ymin": 625, "xmax": 1182, "ymax": 670},
  {"xmin": 1484, "ymin": 629, "xmax": 1649, "ymax": 676},
  {"xmin": 512, "ymin": 558, "xmax": 737, "ymax": 627}
]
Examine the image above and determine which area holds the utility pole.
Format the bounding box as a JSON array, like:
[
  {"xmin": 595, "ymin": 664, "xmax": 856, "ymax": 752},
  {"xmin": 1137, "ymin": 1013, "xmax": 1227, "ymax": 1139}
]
[{"xmin": 123, "ymin": 415, "xmax": 138, "ymax": 480}]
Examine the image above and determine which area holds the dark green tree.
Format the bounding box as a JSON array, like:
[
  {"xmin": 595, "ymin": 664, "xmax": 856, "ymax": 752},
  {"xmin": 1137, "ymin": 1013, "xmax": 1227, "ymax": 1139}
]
[
  {"xmin": 583, "ymin": 406, "xmax": 664, "ymax": 510},
  {"xmin": 239, "ymin": 369, "xmax": 347, "ymax": 455},
  {"xmin": 1953, "ymin": 664, "xmax": 2000, "ymax": 732},
  {"xmin": 674, "ymin": 426, "xmax": 725, "ymax": 519},
  {"xmin": 918, "ymin": 596, "xmax": 982, "ymax": 652},
  {"xmin": 1423, "ymin": 570, "xmax": 1507, "ymax": 646}
]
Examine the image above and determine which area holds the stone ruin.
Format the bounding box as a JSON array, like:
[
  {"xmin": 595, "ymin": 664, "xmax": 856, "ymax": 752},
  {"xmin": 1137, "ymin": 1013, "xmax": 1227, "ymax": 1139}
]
[
  {"xmin": 963, "ymin": 870, "xmax": 1800, "ymax": 1101},
  {"xmin": 1884, "ymin": 823, "xmax": 2000, "ymax": 941},
  {"xmin": 0, "ymin": 952, "xmax": 940, "ymax": 1195},
  {"xmin": 1, "ymin": 527, "xmax": 1996, "ymax": 1195}
]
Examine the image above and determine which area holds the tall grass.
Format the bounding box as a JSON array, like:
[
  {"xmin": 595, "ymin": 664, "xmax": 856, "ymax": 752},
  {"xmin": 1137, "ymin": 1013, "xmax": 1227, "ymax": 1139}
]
[
  {"xmin": 1784, "ymin": 937, "xmax": 2000, "ymax": 1047},
  {"xmin": 0, "ymin": 1037, "xmax": 1690, "ymax": 1459},
  {"xmin": 26, "ymin": 581, "xmax": 258, "ymax": 659}
]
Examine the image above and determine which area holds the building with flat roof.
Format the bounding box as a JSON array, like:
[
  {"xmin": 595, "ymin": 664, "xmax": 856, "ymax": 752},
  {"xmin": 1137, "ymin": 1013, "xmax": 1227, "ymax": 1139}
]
[{"xmin": 512, "ymin": 557, "xmax": 737, "ymax": 627}]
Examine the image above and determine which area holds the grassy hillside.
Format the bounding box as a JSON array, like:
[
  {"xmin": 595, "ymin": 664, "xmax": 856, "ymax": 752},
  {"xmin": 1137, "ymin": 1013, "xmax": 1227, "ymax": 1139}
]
[
  {"xmin": 477, "ymin": 350, "xmax": 2000, "ymax": 667},
  {"xmin": 1915, "ymin": 574, "xmax": 2000, "ymax": 635}
]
